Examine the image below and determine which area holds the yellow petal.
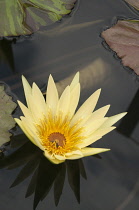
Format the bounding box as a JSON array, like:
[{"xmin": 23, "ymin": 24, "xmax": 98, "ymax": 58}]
[
  {"xmin": 22, "ymin": 76, "xmax": 32, "ymax": 108},
  {"xmin": 71, "ymin": 89, "xmax": 101, "ymax": 124},
  {"xmin": 20, "ymin": 116, "xmax": 36, "ymax": 134},
  {"xmin": 20, "ymin": 117, "xmax": 44, "ymax": 150},
  {"xmin": 17, "ymin": 100, "xmax": 33, "ymax": 120},
  {"xmin": 81, "ymin": 147, "xmax": 110, "ymax": 157},
  {"xmin": 14, "ymin": 118, "xmax": 37, "ymax": 146},
  {"xmin": 54, "ymin": 154, "xmax": 66, "ymax": 160},
  {"xmin": 44, "ymin": 151, "xmax": 65, "ymax": 164},
  {"xmin": 46, "ymin": 75, "xmax": 59, "ymax": 115},
  {"xmin": 69, "ymin": 83, "xmax": 80, "ymax": 118},
  {"xmin": 83, "ymin": 118, "xmax": 108, "ymax": 136},
  {"xmin": 65, "ymin": 150, "xmax": 82, "ymax": 156},
  {"xmin": 66, "ymin": 153, "xmax": 83, "ymax": 160},
  {"xmin": 70, "ymin": 72, "xmax": 79, "ymax": 90},
  {"xmin": 89, "ymin": 104, "xmax": 110, "ymax": 120},
  {"xmin": 32, "ymin": 83, "xmax": 47, "ymax": 116},
  {"xmin": 26, "ymin": 94, "xmax": 44, "ymax": 122},
  {"xmin": 57, "ymin": 86, "xmax": 70, "ymax": 118},
  {"xmin": 77, "ymin": 135, "xmax": 102, "ymax": 148},
  {"xmin": 92, "ymin": 126, "xmax": 116, "ymax": 136},
  {"xmin": 100, "ymin": 112, "xmax": 127, "ymax": 128}
]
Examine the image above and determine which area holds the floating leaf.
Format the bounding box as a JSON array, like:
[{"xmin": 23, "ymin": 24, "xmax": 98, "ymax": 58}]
[
  {"xmin": 102, "ymin": 0, "xmax": 139, "ymax": 75},
  {"xmin": 125, "ymin": 0, "xmax": 139, "ymax": 9},
  {"xmin": 0, "ymin": 0, "xmax": 77, "ymax": 37},
  {"xmin": 0, "ymin": 84, "xmax": 16, "ymax": 146},
  {"xmin": 102, "ymin": 20, "xmax": 139, "ymax": 75}
]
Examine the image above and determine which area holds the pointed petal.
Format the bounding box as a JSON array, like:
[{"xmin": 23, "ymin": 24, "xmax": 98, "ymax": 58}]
[
  {"xmin": 69, "ymin": 83, "xmax": 80, "ymax": 118},
  {"xmin": 71, "ymin": 89, "xmax": 101, "ymax": 124},
  {"xmin": 44, "ymin": 151, "xmax": 65, "ymax": 164},
  {"xmin": 32, "ymin": 82, "xmax": 47, "ymax": 116},
  {"xmin": 92, "ymin": 126, "xmax": 116, "ymax": 136},
  {"xmin": 17, "ymin": 100, "xmax": 33, "ymax": 120},
  {"xmin": 100, "ymin": 112, "xmax": 127, "ymax": 128},
  {"xmin": 15, "ymin": 118, "xmax": 37, "ymax": 146},
  {"xmin": 90, "ymin": 105, "xmax": 110, "ymax": 119},
  {"xmin": 20, "ymin": 116, "xmax": 36, "ymax": 134},
  {"xmin": 22, "ymin": 76, "xmax": 32, "ymax": 108},
  {"xmin": 26, "ymin": 94, "xmax": 44, "ymax": 122},
  {"xmin": 70, "ymin": 72, "xmax": 79, "ymax": 90},
  {"xmin": 46, "ymin": 75, "xmax": 59, "ymax": 114},
  {"xmin": 81, "ymin": 147, "xmax": 110, "ymax": 157},
  {"xmin": 19, "ymin": 117, "xmax": 44, "ymax": 150},
  {"xmin": 57, "ymin": 86, "xmax": 70, "ymax": 118},
  {"xmin": 77, "ymin": 135, "xmax": 102, "ymax": 148},
  {"xmin": 83, "ymin": 118, "xmax": 108, "ymax": 136}
]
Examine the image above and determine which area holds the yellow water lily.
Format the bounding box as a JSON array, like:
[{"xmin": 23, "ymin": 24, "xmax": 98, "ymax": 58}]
[{"xmin": 15, "ymin": 73, "xmax": 126, "ymax": 164}]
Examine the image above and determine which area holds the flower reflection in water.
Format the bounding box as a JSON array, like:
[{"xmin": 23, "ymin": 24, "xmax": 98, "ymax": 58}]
[{"xmin": 0, "ymin": 134, "xmax": 94, "ymax": 209}]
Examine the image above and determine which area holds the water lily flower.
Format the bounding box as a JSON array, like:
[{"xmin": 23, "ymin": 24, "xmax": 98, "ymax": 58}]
[{"xmin": 15, "ymin": 73, "xmax": 126, "ymax": 164}]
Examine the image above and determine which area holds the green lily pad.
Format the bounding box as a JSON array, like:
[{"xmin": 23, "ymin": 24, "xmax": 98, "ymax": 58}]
[
  {"xmin": 0, "ymin": 84, "xmax": 17, "ymax": 146},
  {"xmin": 0, "ymin": 0, "xmax": 76, "ymax": 37}
]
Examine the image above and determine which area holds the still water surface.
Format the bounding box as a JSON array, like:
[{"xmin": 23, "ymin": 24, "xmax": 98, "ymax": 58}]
[{"xmin": 0, "ymin": 0, "xmax": 139, "ymax": 209}]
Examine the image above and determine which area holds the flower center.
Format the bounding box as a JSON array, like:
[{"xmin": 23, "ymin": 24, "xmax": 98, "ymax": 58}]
[{"xmin": 48, "ymin": 132, "xmax": 66, "ymax": 148}]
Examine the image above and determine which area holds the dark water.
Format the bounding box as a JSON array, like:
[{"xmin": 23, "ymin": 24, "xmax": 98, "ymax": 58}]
[{"xmin": 1, "ymin": 0, "xmax": 139, "ymax": 209}]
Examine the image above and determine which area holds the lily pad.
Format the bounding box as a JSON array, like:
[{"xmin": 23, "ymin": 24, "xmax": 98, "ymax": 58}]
[
  {"xmin": 101, "ymin": 0, "xmax": 139, "ymax": 75},
  {"xmin": 125, "ymin": 0, "xmax": 139, "ymax": 9},
  {"xmin": 0, "ymin": 0, "xmax": 76, "ymax": 37},
  {"xmin": 0, "ymin": 84, "xmax": 17, "ymax": 146}
]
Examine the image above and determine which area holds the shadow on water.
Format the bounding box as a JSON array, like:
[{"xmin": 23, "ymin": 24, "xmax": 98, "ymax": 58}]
[
  {"xmin": 117, "ymin": 89, "xmax": 139, "ymax": 145},
  {"xmin": 0, "ymin": 39, "xmax": 15, "ymax": 73},
  {"xmin": 0, "ymin": 134, "xmax": 102, "ymax": 209},
  {"xmin": 1, "ymin": 0, "xmax": 139, "ymax": 210}
]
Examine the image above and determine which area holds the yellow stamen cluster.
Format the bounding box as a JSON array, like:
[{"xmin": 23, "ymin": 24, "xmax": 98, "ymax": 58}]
[{"xmin": 36, "ymin": 111, "xmax": 85, "ymax": 156}]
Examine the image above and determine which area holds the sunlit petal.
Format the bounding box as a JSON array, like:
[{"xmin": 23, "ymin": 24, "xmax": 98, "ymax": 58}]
[
  {"xmin": 57, "ymin": 86, "xmax": 70, "ymax": 118},
  {"xmin": 15, "ymin": 118, "xmax": 37, "ymax": 146},
  {"xmin": 44, "ymin": 151, "xmax": 64, "ymax": 164},
  {"xmin": 46, "ymin": 74, "xmax": 59, "ymax": 114},
  {"xmin": 100, "ymin": 112, "xmax": 127, "ymax": 128},
  {"xmin": 71, "ymin": 89, "xmax": 101, "ymax": 125},
  {"xmin": 70, "ymin": 72, "xmax": 79, "ymax": 90},
  {"xmin": 32, "ymin": 83, "xmax": 47, "ymax": 115},
  {"xmin": 22, "ymin": 75, "xmax": 32, "ymax": 108},
  {"xmin": 69, "ymin": 83, "xmax": 80, "ymax": 118},
  {"xmin": 15, "ymin": 73, "xmax": 126, "ymax": 164},
  {"xmin": 81, "ymin": 147, "xmax": 110, "ymax": 157}
]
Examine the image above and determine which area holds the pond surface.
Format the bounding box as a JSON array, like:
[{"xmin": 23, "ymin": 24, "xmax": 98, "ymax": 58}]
[{"xmin": 0, "ymin": 0, "xmax": 139, "ymax": 210}]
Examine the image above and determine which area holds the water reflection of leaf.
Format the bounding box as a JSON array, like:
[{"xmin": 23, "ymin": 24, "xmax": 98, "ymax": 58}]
[
  {"xmin": 0, "ymin": 84, "xmax": 16, "ymax": 147},
  {"xmin": 0, "ymin": 0, "xmax": 77, "ymax": 37},
  {"xmin": 125, "ymin": 0, "xmax": 139, "ymax": 9},
  {"xmin": 0, "ymin": 134, "xmax": 88, "ymax": 209}
]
